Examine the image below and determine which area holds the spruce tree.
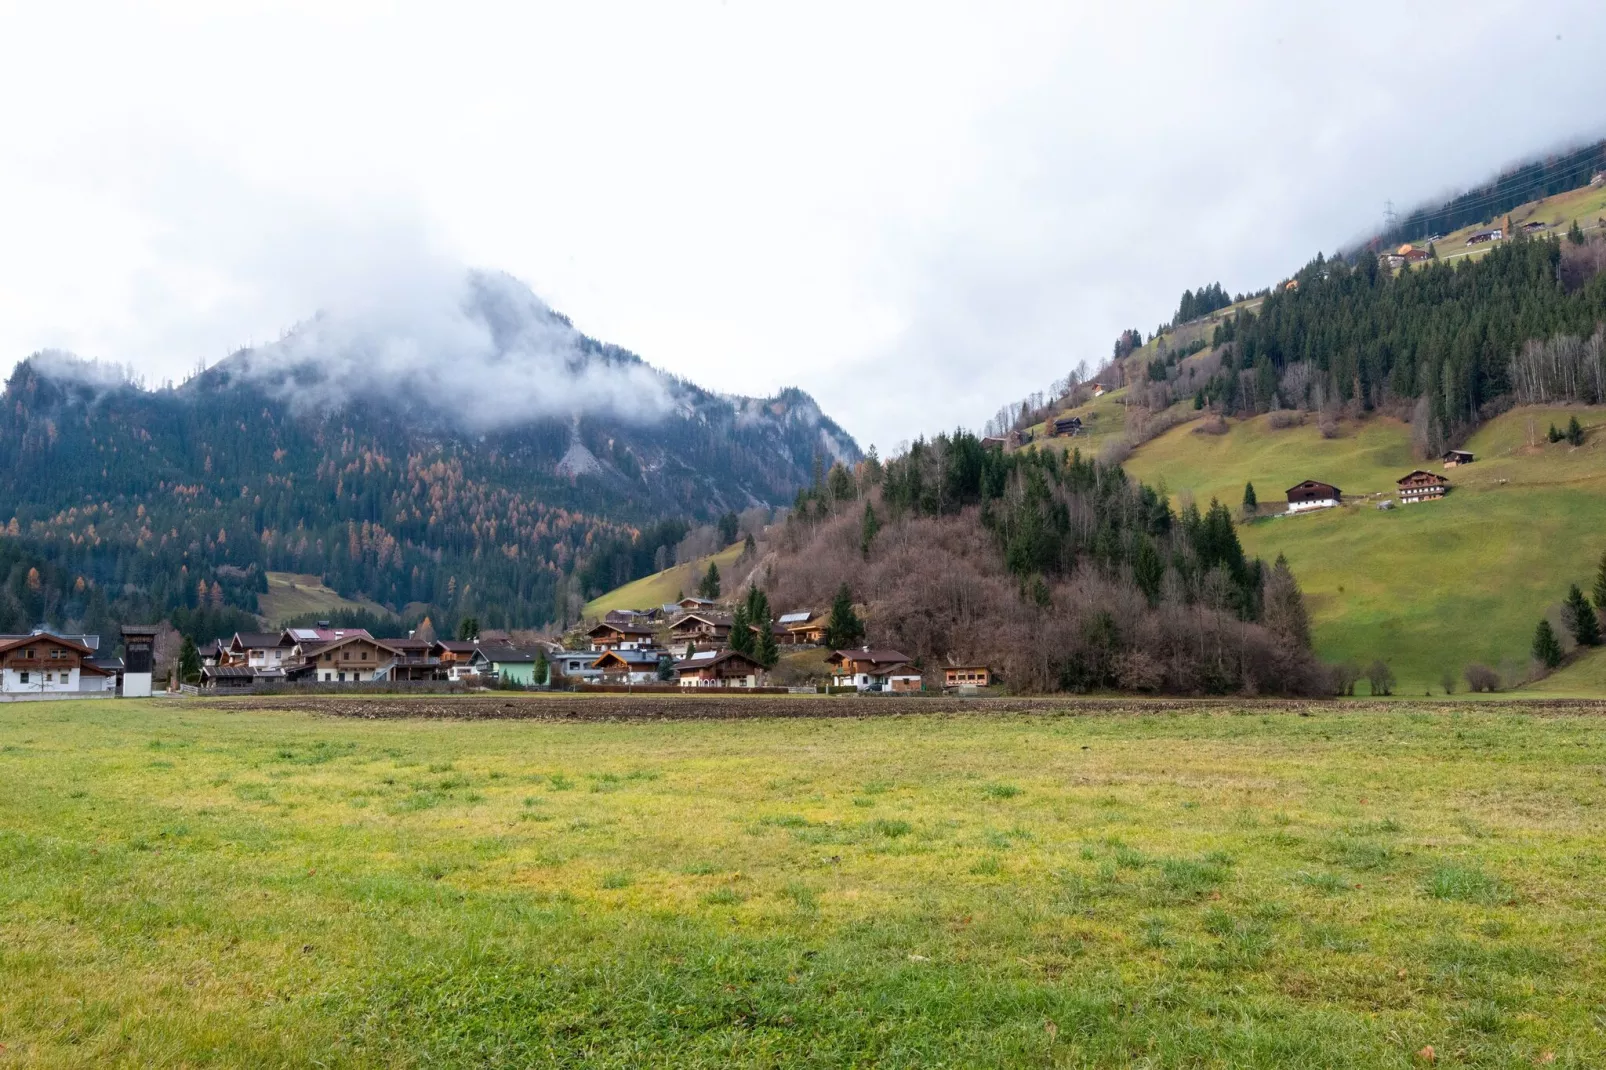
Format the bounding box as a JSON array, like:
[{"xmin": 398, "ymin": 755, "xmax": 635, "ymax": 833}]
[
  {"xmin": 1568, "ymin": 415, "xmax": 1585, "ymax": 446},
  {"xmin": 755, "ymin": 616, "xmax": 779, "ymax": 669},
  {"xmin": 1241, "ymin": 482, "xmax": 1257, "ymax": 516},
  {"xmin": 860, "ymin": 501, "xmax": 881, "ymax": 556},
  {"xmin": 1591, "ymin": 550, "xmax": 1606, "ymax": 619},
  {"xmin": 457, "ymin": 616, "xmax": 480, "ymax": 641},
  {"xmin": 1565, "ymin": 583, "xmax": 1601, "ymax": 646},
  {"xmin": 824, "ymin": 583, "xmax": 864, "ymax": 650},
  {"xmin": 698, "ymin": 562, "xmax": 721, "ymax": 600},
  {"xmin": 1533, "ymin": 619, "xmax": 1564, "ymax": 669},
  {"xmin": 178, "ymin": 635, "xmax": 201, "ymax": 684},
  {"xmin": 730, "ymin": 602, "xmax": 753, "ymax": 656}
]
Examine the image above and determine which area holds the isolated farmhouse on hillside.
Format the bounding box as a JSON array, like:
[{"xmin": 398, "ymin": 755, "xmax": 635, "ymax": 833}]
[
  {"xmin": 1442, "ymin": 449, "xmax": 1474, "ymax": 467},
  {"xmin": 1285, "ymin": 480, "xmax": 1342, "ymax": 513},
  {"xmin": 1396, "ymin": 470, "xmax": 1450, "ymax": 503}
]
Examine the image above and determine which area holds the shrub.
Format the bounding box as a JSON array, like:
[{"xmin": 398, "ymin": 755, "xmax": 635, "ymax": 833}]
[
  {"xmin": 1365, "ymin": 659, "xmax": 1395, "ymax": 697},
  {"xmin": 1266, "ymin": 410, "xmax": 1304, "ymax": 430},
  {"xmin": 1193, "ymin": 415, "xmax": 1229, "ymax": 436},
  {"xmin": 1463, "ymin": 663, "xmax": 1500, "ymax": 693}
]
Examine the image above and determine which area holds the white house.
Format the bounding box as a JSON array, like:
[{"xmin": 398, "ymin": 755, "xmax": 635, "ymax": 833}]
[
  {"xmin": 0, "ymin": 631, "xmax": 118, "ymax": 695},
  {"xmin": 1285, "ymin": 480, "xmax": 1342, "ymax": 514}
]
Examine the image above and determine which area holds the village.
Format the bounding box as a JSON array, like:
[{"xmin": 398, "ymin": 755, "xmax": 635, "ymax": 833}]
[{"xmin": 0, "ymin": 599, "xmax": 995, "ymax": 700}]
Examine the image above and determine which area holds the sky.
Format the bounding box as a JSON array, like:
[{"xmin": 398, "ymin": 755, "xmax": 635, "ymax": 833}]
[{"xmin": 2, "ymin": 2, "xmax": 1604, "ymax": 453}]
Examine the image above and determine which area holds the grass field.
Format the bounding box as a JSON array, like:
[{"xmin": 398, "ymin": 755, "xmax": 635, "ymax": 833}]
[
  {"xmin": 3, "ymin": 698, "xmax": 1604, "ymax": 1067},
  {"xmin": 582, "ymin": 542, "xmax": 746, "ymax": 619},
  {"xmin": 1123, "ymin": 406, "xmax": 1606, "ymax": 694},
  {"xmin": 259, "ymin": 572, "xmax": 395, "ymax": 627}
]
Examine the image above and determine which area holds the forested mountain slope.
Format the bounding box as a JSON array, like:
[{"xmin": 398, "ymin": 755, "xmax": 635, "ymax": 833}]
[{"xmin": 0, "ymin": 272, "xmax": 858, "ymax": 634}]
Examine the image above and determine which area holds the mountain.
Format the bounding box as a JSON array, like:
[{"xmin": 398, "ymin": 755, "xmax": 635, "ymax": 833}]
[{"xmin": 0, "ymin": 271, "xmax": 860, "ymax": 634}]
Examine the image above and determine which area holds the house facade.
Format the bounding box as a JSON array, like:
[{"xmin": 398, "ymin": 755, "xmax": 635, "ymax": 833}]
[
  {"xmin": 548, "ymin": 649, "xmax": 603, "ymax": 683},
  {"xmin": 668, "ymin": 612, "xmax": 733, "ymax": 645},
  {"xmin": 827, "ymin": 647, "xmax": 918, "ymax": 692},
  {"xmin": 591, "ymin": 649, "xmax": 664, "ymax": 684},
  {"xmin": 777, "ymin": 611, "xmax": 826, "ymax": 646},
  {"xmin": 1285, "ymin": 480, "xmax": 1342, "ymax": 513},
  {"xmin": 1442, "ymin": 449, "xmax": 1474, "ymax": 467},
  {"xmin": 944, "ymin": 665, "xmax": 992, "ymax": 689},
  {"xmin": 0, "ymin": 632, "xmax": 118, "ymax": 695},
  {"xmin": 587, "ymin": 621, "xmax": 657, "ymax": 652},
  {"xmin": 1397, "ymin": 469, "xmax": 1449, "ymax": 503},
  {"xmin": 294, "ymin": 633, "xmax": 399, "ymax": 682},
  {"xmin": 676, "ymin": 649, "xmax": 766, "ymax": 688},
  {"xmin": 227, "ymin": 631, "xmax": 293, "ymax": 670}
]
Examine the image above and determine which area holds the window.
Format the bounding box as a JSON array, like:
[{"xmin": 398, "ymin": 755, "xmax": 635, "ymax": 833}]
[
  {"xmin": 23, "ymin": 648, "xmax": 33, "ymax": 659},
  {"xmin": 323, "ymin": 672, "xmax": 332, "ymax": 681},
  {"xmin": 18, "ymin": 671, "xmax": 28, "ymax": 683},
  {"xmin": 361, "ymin": 650, "xmax": 368, "ymax": 660},
  {"xmin": 338, "ymin": 672, "xmax": 346, "ymax": 682}
]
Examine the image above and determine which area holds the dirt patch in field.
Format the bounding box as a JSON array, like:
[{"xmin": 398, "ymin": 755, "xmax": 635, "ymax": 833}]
[{"xmin": 201, "ymin": 693, "xmax": 1606, "ymax": 722}]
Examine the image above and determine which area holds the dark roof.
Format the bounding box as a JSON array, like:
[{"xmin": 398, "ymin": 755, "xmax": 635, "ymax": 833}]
[
  {"xmin": 433, "ymin": 640, "xmax": 478, "ymax": 653},
  {"xmin": 680, "ymin": 649, "xmax": 764, "ymax": 672},
  {"xmin": 120, "ymin": 625, "xmax": 161, "ymax": 637},
  {"xmin": 592, "ymin": 649, "xmax": 664, "ymax": 668},
  {"xmin": 88, "ymin": 656, "xmax": 125, "ymax": 672},
  {"xmin": 670, "ymin": 612, "xmax": 734, "ymax": 629},
  {"xmin": 1397, "ymin": 470, "xmax": 1448, "ymax": 484},
  {"xmin": 203, "ymin": 665, "xmax": 257, "ymax": 679},
  {"xmin": 588, "ymin": 621, "xmax": 655, "ymax": 637},
  {"xmin": 0, "ymin": 631, "xmax": 97, "ymax": 656},
  {"xmin": 1286, "ymin": 480, "xmax": 1341, "ymax": 499},
  {"xmin": 478, "ymin": 644, "xmax": 538, "ymax": 664},
  {"xmin": 828, "ymin": 648, "xmax": 914, "ymax": 667},
  {"xmin": 1444, "ymin": 449, "xmax": 1474, "ymax": 459}
]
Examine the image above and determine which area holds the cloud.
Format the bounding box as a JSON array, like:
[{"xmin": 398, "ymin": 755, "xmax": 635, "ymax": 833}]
[{"xmin": 232, "ymin": 265, "xmax": 680, "ymax": 431}]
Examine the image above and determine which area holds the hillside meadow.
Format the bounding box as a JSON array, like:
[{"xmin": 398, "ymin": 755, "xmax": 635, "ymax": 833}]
[
  {"xmin": 582, "ymin": 541, "xmax": 747, "ymax": 618},
  {"xmin": 1123, "ymin": 405, "xmax": 1606, "ymax": 694},
  {"xmin": 4, "ymin": 698, "xmax": 1605, "ymax": 1067}
]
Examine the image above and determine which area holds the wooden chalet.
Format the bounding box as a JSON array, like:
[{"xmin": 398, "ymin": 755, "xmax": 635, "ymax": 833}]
[
  {"xmin": 1442, "ymin": 449, "xmax": 1474, "ymax": 467},
  {"xmin": 587, "ymin": 620, "xmax": 657, "ymax": 652},
  {"xmin": 777, "ymin": 610, "xmax": 826, "ymax": 646},
  {"xmin": 0, "ymin": 631, "xmax": 118, "ymax": 695},
  {"xmin": 668, "ymin": 611, "xmax": 733, "ymax": 644},
  {"xmin": 290, "ymin": 633, "xmax": 400, "ymax": 682},
  {"xmin": 591, "ymin": 648, "xmax": 663, "ymax": 684},
  {"xmin": 676, "ymin": 648, "xmax": 766, "ymax": 688},
  {"xmin": 943, "ymin": 665, "xmax": 992, "ymax": 689},
  {"xmin": 1396, "ymin": 469, "xmax": 1449, "ymax": 503},
  {"xmin": 827, "ymin": 647, "xmax": 920, "ymax": 692},
  {"xmin": 1285, "ymin": 480, "xmax": 1341, "ymax": 513},
  {"xmin": 200, "ymin": 665, "xmax": 258, "ymax": 691},
  {"xmin": 227, "ymin": 631, "xmax": 293, "ymax": 670},
  {"xmin": 677, "ymin": 596, "xmax": 718, "ymax": 611},
  {"xmin": 383, "ymin": 637, "xmax": 443, "ymax": 681},
  {"xmin": 1049, "ymin": 414, "xmax": 1084, "ymax": 437}
]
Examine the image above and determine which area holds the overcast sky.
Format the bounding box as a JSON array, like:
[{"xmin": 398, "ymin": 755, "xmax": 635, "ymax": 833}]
[{"xmin": 2, "ymin": 2, "xmax": 1604, "ymax": 451}]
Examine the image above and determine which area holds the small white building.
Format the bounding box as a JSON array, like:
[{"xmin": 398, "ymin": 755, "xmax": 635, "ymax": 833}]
[{"xmin": 1285, "ymin": 480, "xmax": 1342, "ymax": 514}]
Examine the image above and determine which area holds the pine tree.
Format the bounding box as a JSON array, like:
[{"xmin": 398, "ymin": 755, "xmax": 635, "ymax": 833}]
[
  {"xmin": 860, "ymin": 501, "xmax": 881, "ymax": 556},
  {"xmin": 730, "ymin": 601, "xmax": 754, "ymax": 656},
  {"xmin": 1568, "ymin": 415, "xmax": 1585, "ymax": 446},
  {"xmin": 457, "ymin": 616, "xmax": 480, "ymax": 641},
  {"xmin": 698, "ymin": 562, "xmax": 721, "ymax": 600},
  {"xmin": 824, "ymin": 583, "xmax": 864, "ymax": 650},
  {"xmin": 1533, "ymin": 619, "xmax": 1564, "ymax": 669},
  {"xmin": 1565, "ymin": 583, "xmax": 1601, "ymax": 646},
  {"xmin": 178, "ymin": 635, "xmax": 201, "ymax": 684},
  {"xmin": 1592, "ymin": 550, "xmax": 1606, "ymax": 619},
  {"xmin": 1241, "ymin": 482, "xmax": 1257, "ymax": 517}
]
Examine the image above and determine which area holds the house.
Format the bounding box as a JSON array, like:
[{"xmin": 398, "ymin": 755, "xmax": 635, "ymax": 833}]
[
  {"xmin": 944, "ymin": 665, "xmax": 993, "ymax": 689},
  {"xmin": 591, "ymin": 648, "xmax": 664, "ymax": 684},
  {"xmin": 227, "ymin": 631, "xmax": 293, "ymax": 671},
  {"xmin": 0, "ymin": 631, "xmax": 119, "ymax": 695},
  {"xmin": 1442, "ymin": 449, "xmax": 1474, "ymax": 467},
  {"xmin": 981, "ymin": 435, "xmax": 1009, "ymax": 450},
  {"xmin": 1522, "ymin": 220, "xmax": 1548, "ymax": 233},
  {"xmin": 381, "ymin": 637, "xmax": 444, "ymax": 681},
  {"xmin": 1285, "ymin": 480, "xmax": 1342, "ymax": 513},
  {"xmin": 547, "ymin": 648, "xmax": 603, "ymax": 683},
  {"xmin": 668, "ymin": 611, "xmax": 734, "ymax": 645},
  {"xmin": 471, "ymin": 643, "xmax": 543, "ymax": 686},
  {"xmin": 120, "ymin": 625, "xmax": 158, "ymax": 697},
  {"xmin": 200, "ymin": 665, "xmax": 259, "ymax": 691},
  {"xmin": 291, "ymin": 633, "xmax": 400, "ymax": 682},
  {"xmin": 827, "ymin": 646, "xmax": 918, "ymax": 692},
  {"xmin": 430, "ymin": 639, "xmax": 480, "ymax": 680},
  {"xmin": 676, "ymin": 648, "xmax": 767, "ymax": 688},
  {"xmin": 1465, "ymin": 228, "xmax": 1503, "ymax": 246},
  {"xmin": 1381, "ymin": 243, "xmax": 1431, "ymax": 269},
  {"xmin": 1090, "ymin": 383, "xmax": 1108, "ymax": 397},
  {"xmin": 886, "ymin": 665, "xmax": 924, "ymax": 693},
  {"xmin": 586, "ymin": 620, "xmax": 657, "ymax": 652},
  {"xmin": 777, "ymin": 610, "xmax": 826, "ymax": 646},
  {"xmin": 1396, "ymin": 469, "xmax": 1449, "ymax": 503},
  {"xmin": 1050, "ymin": 414, "xmax": 1084, "ymax": 437},
  {"xmin": 197, "ymin": 639, "xmax": 224, "ymax": 668},
  {"xmin": 677, "ymin": 596, "xmax": 718, "ymax": 612}
]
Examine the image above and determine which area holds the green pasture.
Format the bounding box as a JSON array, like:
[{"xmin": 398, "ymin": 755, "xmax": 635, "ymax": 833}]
[
  {"xmin": 582, "ymin": 541, "xmax": 746, "ymax": 618},
  {"xmin": 1124, "ymin": 405, "xmax": 1606, "ymax": 693},
  {"xmin": 3, "ymin": 699, "xmax": 1605, "ymax": 1067}
]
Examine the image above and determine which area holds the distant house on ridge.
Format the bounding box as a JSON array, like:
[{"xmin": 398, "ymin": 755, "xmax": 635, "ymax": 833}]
[{"xmin": 1285, "ymin": 480, "xmax": 1342, "ymax": 513}]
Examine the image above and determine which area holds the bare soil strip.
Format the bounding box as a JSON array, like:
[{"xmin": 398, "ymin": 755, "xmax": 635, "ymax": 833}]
[{"xmin": 205, "ymin": 693, "xmax": 1606, "ymax": 721}]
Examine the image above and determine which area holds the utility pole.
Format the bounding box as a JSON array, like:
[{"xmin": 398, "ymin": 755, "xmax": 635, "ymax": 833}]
[{"xmin": 1383, "ymin": 199, "xmax": 1398, "ymax": 234}]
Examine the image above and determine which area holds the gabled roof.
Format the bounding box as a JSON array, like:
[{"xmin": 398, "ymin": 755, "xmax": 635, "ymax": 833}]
[
  {"xmin": 588, "ymin": 620, "xmax": 655, "ymax": 637},
  {"xmin": 203, "ymin": 665, "xmax": 257, "ymax": 679},
  {"xmin": 827, "ymin": 647, "xmax": 913, "ymax": 667},
  {"xmin": 1286, "ymin": 479, "xmax": 1341, "ymax": 496},
  {"xmin": 231, "ymin": 631, "xmax": 288, "ymax": 650},
  {"xmin": 679, "ymin": 596, "xmax": 717, "ymax": 607},
  {"xmin": 432, "ymin": 639, "xmax": 478, "ymax": 654},
  {"xmin": 1396, "ymin": 469, "xmax": 1449, "ymax": 485},
  {"xmin": 283, "ymin": 626, "xmax": 373, "ymax": 646},
  {"xmin": 477, "ymin": 644, "xmax": 538, "ymax": 664},
  {"xmin": 777, "ymin": 611, "xmax": 813, "ymax": 625},
  {"xmin": 0, "ymin": 631, "xmax": 97, "ymax": 656},
  {"xmin": 670, "ymin": 611, "xmax": 734, "ymax": 629},
  {"xmin": 591, "ymin": 649, "xmax": 663, "ymax": 669},
  {"xmin": 300, "ymin": 633, "xmax": 400, "ymax": 658},
  {"xmin": 679, "ymin": 649, "xmax": 764, "ymax": 672}
]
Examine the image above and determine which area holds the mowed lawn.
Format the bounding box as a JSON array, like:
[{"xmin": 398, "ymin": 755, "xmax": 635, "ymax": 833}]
[
  {"xmin": 582, "ymin": 541, "xmax": 746, "ymax": 618},
  {"xmin": 4, "ymin": 701, "xmax": 1606, "ymax": 1067},
  {"xmin": 1125, "ymin": 405, "xmax": 1606, "ymax": 694}
]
